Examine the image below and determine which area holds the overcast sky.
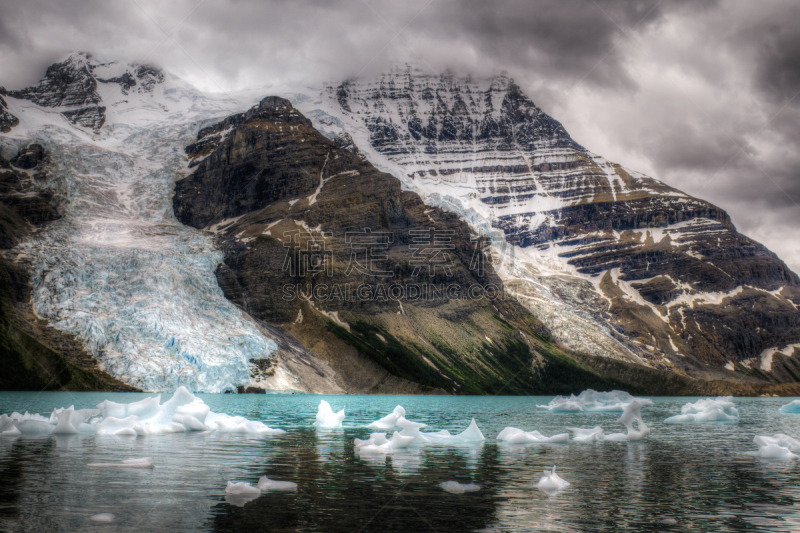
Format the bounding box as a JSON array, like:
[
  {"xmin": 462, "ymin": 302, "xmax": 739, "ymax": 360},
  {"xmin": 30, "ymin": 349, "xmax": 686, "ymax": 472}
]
[{"xmin": 1, "ymin": 0, "xmax": 799, "ymax": 271}]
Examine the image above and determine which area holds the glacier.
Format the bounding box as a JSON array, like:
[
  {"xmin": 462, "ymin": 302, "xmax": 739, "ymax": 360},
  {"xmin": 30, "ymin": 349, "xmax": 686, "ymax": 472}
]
[{"xmin": 2, "ymin": 53, "xmax": 278, "ymax": 392}]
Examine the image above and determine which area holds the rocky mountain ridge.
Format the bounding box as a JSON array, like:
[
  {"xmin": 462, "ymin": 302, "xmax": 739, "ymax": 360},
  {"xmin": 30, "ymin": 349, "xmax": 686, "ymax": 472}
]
[
  {"xmin": 1, "ymin": 55, "xmax": 799, "ymax": 394},
  {"xmin": 297, "ymin": 65, "xmax": 800, "ymax": 383}
]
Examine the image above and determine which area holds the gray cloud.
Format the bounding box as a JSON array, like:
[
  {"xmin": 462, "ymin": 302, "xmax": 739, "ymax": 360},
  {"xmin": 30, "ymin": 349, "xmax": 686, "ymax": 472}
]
[{"xmin": 0, "ymin": 0, "xmax": 798, "ymax": 271}]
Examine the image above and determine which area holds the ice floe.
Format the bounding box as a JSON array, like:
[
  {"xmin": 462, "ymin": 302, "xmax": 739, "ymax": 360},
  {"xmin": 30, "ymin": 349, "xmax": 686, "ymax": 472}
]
[
  {"xmin": 537, "ymin": 466, "xmax": 570, "ymax": 494},
  {"xmin": 0, "ymin": 387, "xmax": 285, "ymax": 437},
  {"xmin": 367, "ymin": 405, "xmax": 407, "ymax": 430},
  {"xmin": 567, "ymin": 426, "xmax": 605, "ymax": 442},
  {"xmin": 422, "ymin": 419, "xmax": 485, "ymax": 444},
  {"xmin": 538, "ymin": 389, "xmax": 652, "ymax": 413},
  {"xmin": 753, "ymin": 434, "xmax": 800, "ymax": 461},
  {"xmin": 664, "ymin": 397, "xmax": 739, "ymax": 423},
  {"xmin": 779, "ymin": 400, "xmax": 800, "ymax": 414},
  {"xmin": 315, "ymin": 400, "xmax": 345, "ymax": 428},
  {"xmin": 439, "ymin": 481, "xmax": 480, "ymax": 494},
  {"xmin": 496, "ymin": 427, "xmax": 569, "ymax": 444},
  {"xmin": 257, "ymin": 476, "xmax": 298, "ymax": 491},
  {"xmin": 87, "ymin": 457, "xmax": 154, "ymax": 468}
]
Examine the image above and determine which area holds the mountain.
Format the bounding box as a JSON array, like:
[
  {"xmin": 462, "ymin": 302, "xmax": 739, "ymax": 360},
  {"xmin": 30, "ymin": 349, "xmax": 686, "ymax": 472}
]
[
  {"xmin": 2, "ymin": 55, "xmax": 800, "ymax": 394},
  {"xmin": 295, "ymin": 65, "xmax": 800, "ymax": 384}
]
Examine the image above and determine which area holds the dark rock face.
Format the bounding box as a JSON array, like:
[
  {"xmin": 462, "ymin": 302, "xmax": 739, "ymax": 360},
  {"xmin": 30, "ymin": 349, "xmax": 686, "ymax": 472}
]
[
  {"xmin": 10, "ymin": 144, "xmax": 45, "ymax": 170},
  {"xmin": 328, "ymin": 67, "xmax": 800, "ymax": 377},
  {"xmin": 173, "ymin": 96, "xmax": 672, "ymax": 394},
  {"xmin": 0, "ymin": 54, "xmax": 165, "ymax": 133},
  {"xmin": 1, "ymin": 53, "xmax": 105, "ymax": 132},
  {"xmin": 0, "ymin": 95, "xmax": 18, "ymax": 133}
]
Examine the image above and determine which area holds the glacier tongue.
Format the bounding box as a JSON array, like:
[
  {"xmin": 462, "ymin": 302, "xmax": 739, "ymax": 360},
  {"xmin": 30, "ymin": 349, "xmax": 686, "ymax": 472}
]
[{"xmin": 4, "ymin": 64, "xmax": 277, "ymax": 392}]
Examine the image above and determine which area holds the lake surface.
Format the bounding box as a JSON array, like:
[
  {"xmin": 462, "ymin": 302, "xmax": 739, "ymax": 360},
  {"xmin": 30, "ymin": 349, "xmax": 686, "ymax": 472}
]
[{"xmin": 1, "ymin": 392, "xmax": 800, "ymax": 532}]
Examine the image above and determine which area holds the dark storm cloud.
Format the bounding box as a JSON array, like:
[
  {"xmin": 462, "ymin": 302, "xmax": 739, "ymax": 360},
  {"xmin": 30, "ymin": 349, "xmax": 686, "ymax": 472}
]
[{"xmin": 0, "ymin": 0, "xmax": 797, "ymax": 269}]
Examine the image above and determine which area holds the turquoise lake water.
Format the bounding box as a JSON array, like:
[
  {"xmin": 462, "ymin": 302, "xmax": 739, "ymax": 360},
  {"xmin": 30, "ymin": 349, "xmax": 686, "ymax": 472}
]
[{"xmin": 1, "ymin": 392, "xmax": 800, "ymax": 532}]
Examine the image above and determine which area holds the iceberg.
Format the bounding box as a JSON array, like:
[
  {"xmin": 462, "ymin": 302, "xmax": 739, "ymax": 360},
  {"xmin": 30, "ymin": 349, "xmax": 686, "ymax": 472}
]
[
  {"xmin": 0, "ymin": 387, "xmax": 285, "ymax": 437},
  {"xmin": 439, "ymin": 481, "xmax": 480, "ymax": 494},
  {"xmin": 315, "ymin": 400, "xmax": 345, "ymax": 429},
  {"xmin": 87, "ymin": 457, "xmax": 155, "ymax": 468},
  {"xmin": 664, "ymin": 397, "xmax": 739, "ymax": 423},
  {"xmin": 89, "ymin": 513, "xmax": 115, "ymax": 523},
  {"xmin": 753, "ymin": 434, "xmax": 800, "ymax": 461},
  {"xmin": 355, "ymin": 431, "xmax": 416, "ymax": 456},
  {"xmin": 779, "ymin": 400, "xmax": 800, "ymax": 414},
  {"xmin": 225, "ymin": 493, "xmax": 260, "ymax": 508},
  {"xmin": 257, "ymin": 476, "xmax": 297, "ymax": 491},
  {"xmin": 367, "ymin": 405, "xmax": 407, "ymax": 430},
  {"xmin": 225, "ymin": 481, "xmax": 261, "ymax": 495},
  {"xmin": 537, "ymin": 466, "xmax": 570, "ymax": 494},
  {"xmin": 567, "ymin": 426, "xmax": 605, "ymax": 442},
  {"xmin": 496, "ymin": 427, "xmax": 570, "ymax": 444},
  {"xmin": 539, "ymin": 389, "xmax": 653, "ymax": 413},
  {"xmin": 422, "ymin": 419, "xmax": 485, "ymax": 444},
  {"xmin": 615, "ymin": 400, "xmax": 650, "ymax": 441}
]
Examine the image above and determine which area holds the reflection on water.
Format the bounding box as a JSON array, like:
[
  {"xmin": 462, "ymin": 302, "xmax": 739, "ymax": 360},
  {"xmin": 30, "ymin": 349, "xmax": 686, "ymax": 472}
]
[{"xmin": 2, "ymin": 393, "xmax": 800, "ymax": 532}]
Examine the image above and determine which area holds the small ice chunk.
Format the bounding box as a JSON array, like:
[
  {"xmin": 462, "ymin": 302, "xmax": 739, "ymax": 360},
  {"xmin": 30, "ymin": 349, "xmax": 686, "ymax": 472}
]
[
  {"xmin": 439, "ymin": 481, "xmax": 480, "ymax": 494},
  {"xmin": 567, "ymin": 426, "xmax": 605, "ymax": 442},
  {"xmin": 357, "ymin": 444, "xmax": 391, "ymax": 456},
  {"xmin": 756, "ymin": 443, "xmax": 799, "ymax": 461},
  {"xmin": 496, "ymin": 427, "xmax": 570, "ymax": 444},
  {"xmin": 367, "ymin": 405, "xmax": 406, "ymax": 430},
  {"xmin": 539, "ymin": 390, "xmax": 653, "ymax": 413},
  {"xmin": 754, "ymin": 434, "xmax": 800, "ymax": 451},
  {"xmin": 225, "ymin": 481, "xmax": 261, "ymax": 495},
  {"xmin": 257, "ymin": 476, "xmax": 297, "ymax": 491},
  {"xmin": 424, "ymin": 419, "xmax": 485, "ymax": 444},
  {"xmin": 537, "ymin": 465, "xmax": 570, "ymax": 494},
  {"xmin": 89, "ymin": 513, "xmax": 115, "ymax": 523},
  {"xmin": 616, "ymin": 400, "xmax": 650, "ymax": 441},
  {"xmin": 315, "ymin": 400, "xmax": 345, "ymax": 428},
  {"xmin": 87, "ymin": 457, "xmax": 154, "ymax": 468},
  {"xmin": 779, "ymin": 400, "xmax": 800, "ymax": 414},
  {"xmin": 664, "ymin": 397, "xmax": 739, "ymax": 423},
  {"xmin": 385, "ymin": 431, "xmax": 415, "ymax": 450},
  {"xmin": 225, "ymin": 493, "xmax": 259, "ymax": 507}
]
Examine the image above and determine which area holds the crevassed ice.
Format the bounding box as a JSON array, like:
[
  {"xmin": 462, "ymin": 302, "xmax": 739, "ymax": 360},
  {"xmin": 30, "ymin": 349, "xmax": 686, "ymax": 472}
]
[{"xmin": 5, "ymin": 69, "xmax": 276, "ymax": 392}]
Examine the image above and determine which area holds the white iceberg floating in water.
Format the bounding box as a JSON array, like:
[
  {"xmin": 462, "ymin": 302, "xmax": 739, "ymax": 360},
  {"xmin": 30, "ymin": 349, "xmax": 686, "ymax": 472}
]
[
  {"xmin": 567, "ymin": 426, "xmax": 605, "ymax": 442},
  {"xmin": 0, "ymin": 386, "xmax": 285, "ymax": 437},
  {"xmin": 87, "ymin": 457, "xmax": 155, "ymax": 468},
  {"xmin": 753, "ymin": 434, "xmax": 800, "ymax": 461},
  {"xmin": 615, "ymin": 400, "xmax": 650, "ymax": 441},
  {"xmin": 779, "ymin": 400, "xmax": 800, "ymax": 414},
  {"xmin": 257, "ymin": 476, "xmax": 297, "ymax": 491},
  {"xmin": 422, "ymin": 419, "xmax": 485, "ymax": 444},
  {"xmin": 226, "ymin": 481, "xmax": 261, "ymax": 495},
  {"xmin": 537, "ymin": 466, "xmax": 570, "ymax": 494},
  {"xmin": 89, "ymin": 513, "xmax": 115, "ymax": 523},
  {"xmin": 496, "ymin": 427, "xmax": 569, "ymax": 444},
  {"xmin": 439, "ymin": 481, "xmax": 480, "ymax": 494},
  {"xmin": 367, "ymin": 405, "xmax": 407, "ymax": 430},
  {"xmin": 664, "ymin": 396, "xmax": 739, "ymax": 423},
  {"xmin": 355, "ymin": 431, "xmax": 416, "ymax": 455},
  {"xmin": 315, "ymin": 400, "xmax": 345, "ymax": 428},
  {"xmin": 538, "ymin": 390, "xmax": 652, "ymax": 413}
]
